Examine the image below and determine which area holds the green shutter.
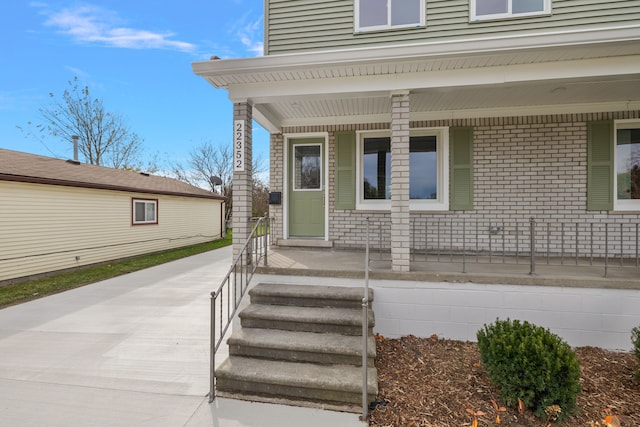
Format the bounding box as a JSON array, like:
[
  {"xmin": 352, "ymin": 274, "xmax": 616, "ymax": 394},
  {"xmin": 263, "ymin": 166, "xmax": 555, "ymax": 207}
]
[
  {"xmin": 335, "ymin": 131, "xmax": 356, "ymax": 210},
  {"xmin": 587, "ymin": 121, "xmax": 614, "ymax": 211},
  {"xmin": 449, "ymin": 127, "xmax": 474, "ymax": 211}
]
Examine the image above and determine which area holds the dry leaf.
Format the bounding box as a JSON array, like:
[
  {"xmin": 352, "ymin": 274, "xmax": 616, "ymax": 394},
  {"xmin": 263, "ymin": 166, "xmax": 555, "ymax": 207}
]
[{"xmin": 604, "ymin": 414, "xmax": 621, "ymax": 427}]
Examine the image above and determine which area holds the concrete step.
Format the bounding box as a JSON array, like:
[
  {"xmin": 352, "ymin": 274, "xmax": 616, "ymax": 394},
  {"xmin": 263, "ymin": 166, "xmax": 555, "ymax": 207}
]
[
  {"xmin": 216, "ymin": 356, "xmax": 378, "ymax": 406},
  {"xmin": 249, "ymin": 283, "xmax": 373, "ymax": 309},
  {"xmin": 239, "ymin": 303, "xmax": 375, "ymax": 336},
  {"xmin": 227, "ymin": 327, "xmax": 376, "ymax": 367}
]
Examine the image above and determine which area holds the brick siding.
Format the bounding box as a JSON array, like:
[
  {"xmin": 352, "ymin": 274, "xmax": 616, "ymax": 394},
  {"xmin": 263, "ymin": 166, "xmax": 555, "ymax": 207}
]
[{"xmin": 270, "ymin": 111, "xmax": 640, "ymax": 257}]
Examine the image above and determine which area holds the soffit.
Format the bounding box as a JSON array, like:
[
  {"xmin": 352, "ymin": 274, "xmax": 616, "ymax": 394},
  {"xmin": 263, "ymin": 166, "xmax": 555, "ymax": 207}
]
[
  {"xmin": 262, "ymin": 75, "xmax": 640, "ymax": 122},
  {"xmin": 193, "ymin": 27, "xmax": 640, "ymax": 131}
]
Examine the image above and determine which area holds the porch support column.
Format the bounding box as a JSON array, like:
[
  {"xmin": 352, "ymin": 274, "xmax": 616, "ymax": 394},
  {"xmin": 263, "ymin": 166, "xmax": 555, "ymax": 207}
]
[
  {"xmin": 390, "ymin": 91, "xmax": 411, "ymax": 272},
  {"xmin": 232, "ymin": 101, "xmax": 253, "ymax": 261}
]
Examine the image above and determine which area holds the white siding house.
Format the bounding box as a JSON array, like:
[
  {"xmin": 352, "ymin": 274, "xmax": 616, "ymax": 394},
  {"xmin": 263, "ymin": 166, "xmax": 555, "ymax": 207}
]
[{"xmin": 0, "ymin": 149, "xmax": 225, "ymax": 284}]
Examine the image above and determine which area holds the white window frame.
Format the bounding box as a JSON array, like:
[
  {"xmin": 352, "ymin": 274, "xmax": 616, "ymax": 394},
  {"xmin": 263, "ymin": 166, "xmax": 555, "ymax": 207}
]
[
  {"xmin": 470, "ymin": 0, "xmax": 551, "ymax": 22},
  {"xmin": 356, "ymin": 127, "xmax": 449, "ymax": 211},
  {"xmin": 614, "ymin": 119, "xmax": 640, "ymax": 211},
  {"xmin": 355, "ymin": 0, "xmax": 426, "ymax": 32},
  {"xmin": 132, "ymin": 198, "xmax": 158, "ymax": 225}
]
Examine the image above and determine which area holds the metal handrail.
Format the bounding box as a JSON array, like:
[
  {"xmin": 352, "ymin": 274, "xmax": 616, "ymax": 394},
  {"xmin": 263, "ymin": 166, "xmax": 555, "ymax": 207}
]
[
  {"xmin": 369, "ymin": 218, "xmax": 640, "ymax": 277},
  {"xmin": 360, "ymin": 217, "xmax": 370, "ymax": 421},
  {"xmin": 208, "ymin": 214, "xmax": 269, "ymax": 403}
]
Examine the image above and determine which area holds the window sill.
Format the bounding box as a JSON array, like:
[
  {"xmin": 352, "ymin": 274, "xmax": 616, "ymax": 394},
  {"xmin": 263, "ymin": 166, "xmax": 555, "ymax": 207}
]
[
  {"xmin": 469, "ymin": 12, "xmax": 551, "ymax": 23},
  {"xmin": 354, "ymin": 25, "xmax": 426, "ymax": 35}
]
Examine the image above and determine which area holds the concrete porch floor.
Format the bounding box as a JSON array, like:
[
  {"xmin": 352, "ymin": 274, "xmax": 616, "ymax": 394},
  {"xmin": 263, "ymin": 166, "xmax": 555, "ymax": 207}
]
[{"xmin": 258, "ymin": 246, "xmax": 640, "ymax": 289}]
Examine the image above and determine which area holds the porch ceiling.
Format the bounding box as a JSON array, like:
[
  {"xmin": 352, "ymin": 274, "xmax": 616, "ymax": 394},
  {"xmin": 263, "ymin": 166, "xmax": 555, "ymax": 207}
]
[
  {"xmin": 257, "ymin": 74, "xmax": 640, "ymax": 128},
  {"xmin": 193, "ymin": 27, "xmax": 640, "ymax": 132}
]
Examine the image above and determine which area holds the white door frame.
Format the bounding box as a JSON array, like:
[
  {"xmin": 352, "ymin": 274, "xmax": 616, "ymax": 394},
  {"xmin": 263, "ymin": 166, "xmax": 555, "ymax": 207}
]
[{"xmin": 283, "ymin": 132, "xmax": 329, "ymax": 241}]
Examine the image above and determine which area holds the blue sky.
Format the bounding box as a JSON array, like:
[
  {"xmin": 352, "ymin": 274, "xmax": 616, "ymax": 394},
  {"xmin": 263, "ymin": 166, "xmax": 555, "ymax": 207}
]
[{"xmin": 0, "ymin": 1, "xmax": 268, "ymax": 172}]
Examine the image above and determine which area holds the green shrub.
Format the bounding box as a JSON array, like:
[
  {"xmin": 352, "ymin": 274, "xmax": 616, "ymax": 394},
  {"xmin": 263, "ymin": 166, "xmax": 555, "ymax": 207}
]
[
  {"xmin": 632, "ymin": 326, "xmax": 640, "ymax": 381},
  {"xmin": 476, "ymin": 319, "xmax": 581, "ymax": 422}
]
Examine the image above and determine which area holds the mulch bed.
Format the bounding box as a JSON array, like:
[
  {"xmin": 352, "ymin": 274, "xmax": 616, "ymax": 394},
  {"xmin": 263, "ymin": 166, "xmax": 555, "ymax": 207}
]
[{"xmin": 369, "ymin": 334, "xmax": 639, "ymax": 426}]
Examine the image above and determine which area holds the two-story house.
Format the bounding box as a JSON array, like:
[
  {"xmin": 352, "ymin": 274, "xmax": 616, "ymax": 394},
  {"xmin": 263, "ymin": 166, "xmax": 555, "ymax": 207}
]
[
  {"xmin": 195, "ymin": 0, "xmax": 639, "ymax": 271},
  {"xmin": 194, "ymin": 1, "xmax": 639, "ymax": 347}
]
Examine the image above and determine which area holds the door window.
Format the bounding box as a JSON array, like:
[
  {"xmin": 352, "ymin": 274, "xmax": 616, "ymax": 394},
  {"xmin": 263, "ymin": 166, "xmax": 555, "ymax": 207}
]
[{"xmin": 293, "ymin": 145, "xmax": 322, "ymax": 190}]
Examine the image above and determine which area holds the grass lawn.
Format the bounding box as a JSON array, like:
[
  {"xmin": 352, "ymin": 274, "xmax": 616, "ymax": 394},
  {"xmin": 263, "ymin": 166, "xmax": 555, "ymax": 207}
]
[{"xmin": 0, "ymin": 233, "xmax": 232, "ymax": 309}]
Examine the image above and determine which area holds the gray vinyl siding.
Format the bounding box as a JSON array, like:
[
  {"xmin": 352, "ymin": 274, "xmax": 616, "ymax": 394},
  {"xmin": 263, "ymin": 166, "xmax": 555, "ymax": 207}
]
[{"xmin": 266, "ymin": 0, "xmax": 640, "ymax": 54}]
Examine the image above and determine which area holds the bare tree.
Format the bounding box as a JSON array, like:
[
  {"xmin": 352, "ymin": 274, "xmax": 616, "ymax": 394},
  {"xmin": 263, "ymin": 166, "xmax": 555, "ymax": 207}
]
[
  {"xmin": 171, "ymin": 141, "xmax": 268, "ymax": 223},
  {"xmin": 24, "ymin": 77, "xmax": 144, "ymax": 169},
  {"xmin": 252, "ymin": 178, "xmax": 270, "ymax": 217}
]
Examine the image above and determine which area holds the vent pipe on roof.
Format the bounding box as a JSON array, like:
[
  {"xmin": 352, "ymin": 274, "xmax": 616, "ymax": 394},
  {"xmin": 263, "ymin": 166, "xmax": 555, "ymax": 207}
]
[{"xmin": 72, "ymin": 135, "xmax": 79, "ymax": 161}]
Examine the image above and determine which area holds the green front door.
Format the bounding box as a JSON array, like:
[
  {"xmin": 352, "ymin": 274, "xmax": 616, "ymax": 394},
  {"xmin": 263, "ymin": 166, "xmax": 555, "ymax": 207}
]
[{"xmin": 288, "ymin": 138, "xmax": 325, "ymax": 237}]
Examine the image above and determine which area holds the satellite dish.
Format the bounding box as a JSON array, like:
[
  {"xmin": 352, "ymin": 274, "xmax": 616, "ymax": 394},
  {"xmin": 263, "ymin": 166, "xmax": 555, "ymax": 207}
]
[{"xmin": 209, "ymin": 176, "xmax": 223, "ymax": 186}]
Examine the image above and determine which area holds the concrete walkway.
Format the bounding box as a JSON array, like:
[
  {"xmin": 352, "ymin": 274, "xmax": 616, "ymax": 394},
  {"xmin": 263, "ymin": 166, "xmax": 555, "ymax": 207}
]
[{"xmin": 0, "ymin": 247, "xmax": 364, "ymax": 426}]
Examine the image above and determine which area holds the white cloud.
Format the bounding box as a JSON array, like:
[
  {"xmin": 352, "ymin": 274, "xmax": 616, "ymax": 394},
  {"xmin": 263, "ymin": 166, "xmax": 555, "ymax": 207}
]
[
  {"xmin": 232, "ymin": 14, "xmax": 264, "ymax": 57},
  {"xmin": 38, "ymin": 4, "xmax": 196, "ymax": 52}
]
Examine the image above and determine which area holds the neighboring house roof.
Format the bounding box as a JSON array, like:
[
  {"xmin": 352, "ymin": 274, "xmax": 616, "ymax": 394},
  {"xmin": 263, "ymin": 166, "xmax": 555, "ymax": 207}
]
[{"xmin": 0, "ymin": 148, "xmax": 225, "ymax": 201}]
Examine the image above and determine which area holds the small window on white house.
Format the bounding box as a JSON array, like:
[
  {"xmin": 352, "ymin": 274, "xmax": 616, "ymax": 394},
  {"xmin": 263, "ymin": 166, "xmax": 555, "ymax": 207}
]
[
  {"xmin": 614, "ymin": 121, "xmax": 640, "ymax": 210},
  {"xmin": 470, "ymin": 0, "xmax": 550, "ymax": 21},
  {"xmin": 132, "ymin": 199, "xmax": 158, "ymax": 225},
  {"xmin": 356, "ymin": 0, "xmax": 425, "ymax": 32}
]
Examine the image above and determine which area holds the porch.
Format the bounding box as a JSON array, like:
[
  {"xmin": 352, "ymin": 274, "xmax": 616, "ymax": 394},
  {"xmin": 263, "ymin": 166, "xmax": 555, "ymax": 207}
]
[{"xmin": 259, "ymin": 245, "xmax": 639, "ymax": 289}]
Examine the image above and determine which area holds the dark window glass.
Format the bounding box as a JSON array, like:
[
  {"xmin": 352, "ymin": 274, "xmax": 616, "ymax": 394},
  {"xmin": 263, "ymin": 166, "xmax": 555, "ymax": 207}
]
[
  {"xmin": 363, "ymin": 137, "xmax": 391, "ymax": 199},
  {"xmin": 410, "ymin": 135, "xmax": 438, "ymax": 200}
]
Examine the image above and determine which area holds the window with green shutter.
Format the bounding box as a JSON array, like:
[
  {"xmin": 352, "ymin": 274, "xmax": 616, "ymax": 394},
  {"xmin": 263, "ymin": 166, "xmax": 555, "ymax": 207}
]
[{"xmin": 336, "ymin": 127, "xmax": 467, "ymax": 211}]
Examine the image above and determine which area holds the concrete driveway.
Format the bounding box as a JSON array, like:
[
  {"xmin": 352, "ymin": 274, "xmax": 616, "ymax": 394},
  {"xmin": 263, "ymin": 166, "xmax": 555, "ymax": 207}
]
[{"xmin": 0, "ymin": 246, "xmax": 364, "ymax": 426}]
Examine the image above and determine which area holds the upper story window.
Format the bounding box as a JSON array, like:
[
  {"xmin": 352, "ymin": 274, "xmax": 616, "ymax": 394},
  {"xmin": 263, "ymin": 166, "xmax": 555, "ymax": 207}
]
[
  {"xmin": 470, "ymin": 0, "xmax": 550, "ymax": 21},
  {"xmin": 615, "ymin": 120, "xmax": 640, "ymax": 211},
  {"xmin": 132, "ymin": 198, "xmax": 158, "ymax": 225},
  {"xmin": 355, "ymin": 0, "xmax": 425, "ymax": 32}
]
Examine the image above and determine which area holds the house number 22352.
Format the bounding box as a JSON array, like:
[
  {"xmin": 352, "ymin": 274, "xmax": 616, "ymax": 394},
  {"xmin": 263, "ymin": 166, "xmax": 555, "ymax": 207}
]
[{"xmin": 233, "ymin": 120, "xmax": 245, "ymax": 172}]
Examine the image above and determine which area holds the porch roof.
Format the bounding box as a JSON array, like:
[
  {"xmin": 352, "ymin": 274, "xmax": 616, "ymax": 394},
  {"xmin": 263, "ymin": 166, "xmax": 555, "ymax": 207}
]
[{"xmin": 193, "ymin": 26, "xmax": 640, "ymax": 132}]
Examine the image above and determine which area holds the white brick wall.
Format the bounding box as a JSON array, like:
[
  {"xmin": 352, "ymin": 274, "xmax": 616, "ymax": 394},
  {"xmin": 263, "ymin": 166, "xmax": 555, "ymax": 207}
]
[
  {"xmin": 232, "ymin": 102, "xmax": 253, "ymax": 260},
  {"xmin": 390, "ymin": 93, "xmax": 411, "ymax": 272},
  {"xmin": 272, "ymin": 111, "xmax": 640, "ymax": 257}
]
